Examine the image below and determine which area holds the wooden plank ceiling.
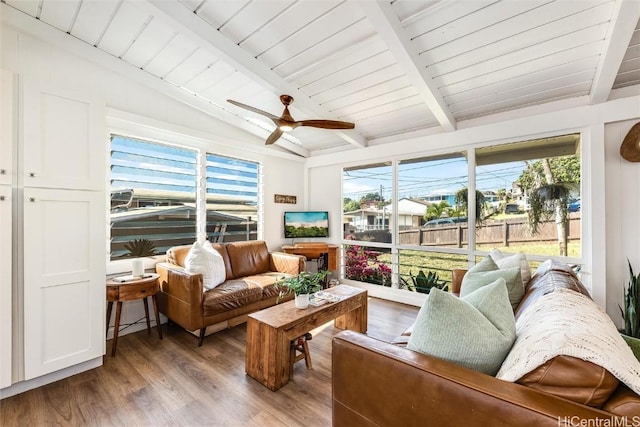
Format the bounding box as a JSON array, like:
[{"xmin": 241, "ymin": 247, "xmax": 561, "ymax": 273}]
[{"xmin": 4, "ymin": 0, "xmax": 639, "ymax": 157}]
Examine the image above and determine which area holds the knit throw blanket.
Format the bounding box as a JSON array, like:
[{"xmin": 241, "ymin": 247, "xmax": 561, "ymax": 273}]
[{"xmin": 496, "ymin": 288, "xmax": 640, "ymax": 395}]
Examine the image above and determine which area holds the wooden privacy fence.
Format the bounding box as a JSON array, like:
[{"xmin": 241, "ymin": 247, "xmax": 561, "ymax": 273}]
[{"xmin": 398, "ymin": 216, "xmax": 580, "ymax": 248}]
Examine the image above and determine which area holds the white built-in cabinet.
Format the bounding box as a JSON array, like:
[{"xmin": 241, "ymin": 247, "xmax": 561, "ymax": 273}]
[
  {"xmin": 1, "ymin": 70, "xmax": 15, "ymax": 388},
  {"xmin": 0, "ymin": 73, "xmax": 106, "ymax": 386},
  {"xmin": 20, "ymin": 80, "xmax": 104, "ymax": 191},
  {"xmin": 0, "ymin": 187, "xmax": 12, "ymax": 388},
  {"xmin": 22, "ymin": 188, "xmax": 105, "ymax": 378}
]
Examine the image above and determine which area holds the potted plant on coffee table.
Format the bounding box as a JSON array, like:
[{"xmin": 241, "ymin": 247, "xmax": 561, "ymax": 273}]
[{"xmin": 278, "ymin": 270, "xmax": 330, "ymax": 309}]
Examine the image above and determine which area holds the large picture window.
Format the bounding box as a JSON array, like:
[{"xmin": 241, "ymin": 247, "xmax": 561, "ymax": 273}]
[
  {"xmin": 475, "ymin": 134, "xmax": 581, "ymax": 258},
  {"xmin": 342, "ymin": 162, "xmax": 392, "ymax": 243},
  {"xmin": 341, "ymin": 134, "xmax": 582, "ymax": 294},
  {"xmin": 396, "ymin": 153, "xmax": 469, "ymax": 289}
]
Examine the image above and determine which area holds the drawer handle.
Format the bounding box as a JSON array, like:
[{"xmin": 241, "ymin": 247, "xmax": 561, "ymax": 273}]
[
  {"xmin": 28, "ymin": 172, "xmax": 36, "ymax": 178},
  {"xmin": 0, "ymin": 169, "xmax": 5, "ymax": 175},
  {"xmin": 0, "ymin": 196, "xmax": 5, "ymax": 201}
]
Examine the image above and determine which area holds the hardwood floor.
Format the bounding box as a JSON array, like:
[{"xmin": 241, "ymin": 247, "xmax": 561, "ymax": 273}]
[{"xmin": 1, "ymin": 297, "xmax": 418, "ymax": 427}]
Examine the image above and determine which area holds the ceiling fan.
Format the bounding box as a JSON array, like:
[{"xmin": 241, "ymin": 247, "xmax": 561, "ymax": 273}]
[{"xmin": 227, "ymin": 95, "xmax": 355, "ymax": 145}]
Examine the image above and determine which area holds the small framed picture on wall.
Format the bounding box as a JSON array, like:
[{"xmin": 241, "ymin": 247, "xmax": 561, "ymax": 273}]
[{"xmin": 274, "ymin": 194, "xmax": 297, "ymax": 204}]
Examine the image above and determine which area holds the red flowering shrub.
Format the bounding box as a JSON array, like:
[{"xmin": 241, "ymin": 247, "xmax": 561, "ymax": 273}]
[{"xmin": 345, "ymin": 245, "xmax": 392, "ymax": 286}]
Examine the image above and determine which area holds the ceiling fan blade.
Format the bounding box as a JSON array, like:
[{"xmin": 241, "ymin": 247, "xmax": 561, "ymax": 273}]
[
  {"xmin": 298, "ymin": 119, "xmax": 355, "ymax": 130},
  {"xmin": 227, "ymin": 99, "xmax": 280, "ymax": 121},
  {"xmin": 265, "ymin": 128, "xmax": 284, "ymax": 145}
]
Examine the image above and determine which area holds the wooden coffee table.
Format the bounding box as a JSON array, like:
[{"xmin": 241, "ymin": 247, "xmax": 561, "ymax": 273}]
[{"xmin": 245, "ymin": 284, "xmax": 367, "ymax": 391}]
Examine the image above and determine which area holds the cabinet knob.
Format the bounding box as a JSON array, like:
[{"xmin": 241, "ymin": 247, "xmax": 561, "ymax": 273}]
[
  {"xmin": 0, "ymin": 169, "xmax": 5, "ymax": 175},
  {"xmin": 29, "ymin": 197, "xmax": 35, "ymax": 202},
  {"xmin": 0, "ymin": 196, "xmax": 5, "ymax": 201},
  {"xmin": 28, "ymin": 172, "xmax": 36, "ymax": 178}
]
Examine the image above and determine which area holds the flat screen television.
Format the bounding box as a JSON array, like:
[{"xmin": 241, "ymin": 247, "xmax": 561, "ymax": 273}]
[{"xmin": 284, "ymin": 211, "xmax": 329, "ymax": 238}]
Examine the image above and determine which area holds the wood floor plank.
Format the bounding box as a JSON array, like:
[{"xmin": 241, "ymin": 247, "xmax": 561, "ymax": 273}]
[{"xmin": 1, "ymin": 297, "xmax": 418, "ymax": 426}]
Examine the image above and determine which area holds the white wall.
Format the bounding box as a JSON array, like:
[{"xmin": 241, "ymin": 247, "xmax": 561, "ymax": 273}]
[
  {"xmin": 605, "ymin": 119, "xmax": 640, "ymax": 328},
  {"xmin": 1, "ymin": 24, "xmax": 305, "ymax": 343},
  {"xmin": 1, "ymin": 24, "xmax": 306, "ymax": 246},
  {"xmin": 307, "ymin": 95, "xmax": 640, "ymax": 313}
]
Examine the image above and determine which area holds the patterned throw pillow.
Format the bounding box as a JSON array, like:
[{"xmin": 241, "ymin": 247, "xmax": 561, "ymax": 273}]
[{"xmin": 407, "ymin": 279, "xmax": 516, "ymax": 375}]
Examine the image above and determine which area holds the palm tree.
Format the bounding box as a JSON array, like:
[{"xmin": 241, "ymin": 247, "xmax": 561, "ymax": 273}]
[
  {"xmin": 525, "ymin": 159, "xmax": 576, "ymax": 256},
  {"xmin": 424, "ymin": 200, "xmax": 450, "ymax": 221},
  {"xmin": 454, "ymin": 188, "xmax": 486, "ymax": 225}
]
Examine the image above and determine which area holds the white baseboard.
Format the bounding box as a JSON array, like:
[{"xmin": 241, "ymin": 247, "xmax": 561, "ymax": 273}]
[{"xmin": 0, "ymin": 357, "xmax": 103, "ymax": 399}]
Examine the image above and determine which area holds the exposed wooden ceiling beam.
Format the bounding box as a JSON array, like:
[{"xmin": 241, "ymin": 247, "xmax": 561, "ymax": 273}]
[
  {"xmin": 590, "ymin": 0, "xmax": 640, "ymax": 104},
  {"xmin": 144, "ymin": 0, "xmax": 368, "ymax": 149},
  {"xmin": 360, "ymin": 1, "xmax": 457, "ymax": 132},
  {"xmin": 1, "ymin": 3, "xmax": 310, "ymax": 158}
]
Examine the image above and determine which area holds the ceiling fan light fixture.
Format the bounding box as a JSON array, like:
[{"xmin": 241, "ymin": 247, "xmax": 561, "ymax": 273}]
[{"xmin": 227, "ymin": 95, "xmax": 355, "ymax": 146}]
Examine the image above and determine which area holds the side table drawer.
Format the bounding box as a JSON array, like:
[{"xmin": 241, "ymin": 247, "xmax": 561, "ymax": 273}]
[{"xmin": 118, "ymin": 281, "xmax": 158, "ymax": 300}]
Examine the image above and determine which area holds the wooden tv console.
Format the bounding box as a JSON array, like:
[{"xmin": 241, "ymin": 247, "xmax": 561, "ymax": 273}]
[{"xmin": 280, "ymin": 243, "xmax": 339, "ymax": 271}]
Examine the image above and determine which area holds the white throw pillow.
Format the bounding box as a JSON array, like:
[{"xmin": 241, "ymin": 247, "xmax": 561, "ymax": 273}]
[
  {"xmin": 184, "ymin": 241, "xmax": 226, "ymax": 292},
  {"xmin": 490, "ymin": 249, "xmax": 531, "ymax": 287},
  {"xmin": 202, "ymin": 241, "xmax": 226, "ymax": 289}
]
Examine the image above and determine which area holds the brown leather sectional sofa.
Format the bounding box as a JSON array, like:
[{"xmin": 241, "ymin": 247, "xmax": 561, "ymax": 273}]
[
  {"xmin": 155, "ymin": 240, "xmax": 305, "ymax": 346},
  {"xmin": 332, "ymin": 261, "xmax": 640, "ymax": 426}
]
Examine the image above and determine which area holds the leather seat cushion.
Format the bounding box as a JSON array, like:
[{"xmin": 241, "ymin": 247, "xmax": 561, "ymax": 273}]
[
  {"xmin": 516, "ymin": 356, "xmax": 619, "ymax": 408},
  {"xmin": 202, "ymin": 279, "xmax": 263, "ymax": 316},
  {"xmin": 241, "ymin": 272, "xmax": 293, "ymax": 299},
  {"xmin": 602, "ymin": 384, "xmax": 640, "ymax": 417}
]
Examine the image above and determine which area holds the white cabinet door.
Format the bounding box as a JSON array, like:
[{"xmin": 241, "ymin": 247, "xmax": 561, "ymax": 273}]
[
  {"xmin": 0, "ymin": 185, "xmax": 12, "ymax": 387},
  {"xmin": 0, "ymin": 70, "xmax": 14, "ymax": 186},
  {"xmin": 23, "ymin": 188, "xmax": 105, "ymax": 379},
  {"xmin": 21, "ymin": 79, "xmax": 105, "ymax": 191}
]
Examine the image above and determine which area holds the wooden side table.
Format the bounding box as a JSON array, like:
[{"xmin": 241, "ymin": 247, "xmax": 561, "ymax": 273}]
[
  {"xmin": 281, "ymin": 243, "xmax": 339, "ymax": 271},
  {"xmin": 106, "ymin": 273, "xmax": 162, "ymax": 357}
]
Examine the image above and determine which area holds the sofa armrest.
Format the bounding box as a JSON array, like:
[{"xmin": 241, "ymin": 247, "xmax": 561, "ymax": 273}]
[
  {"xmin": 451, "ymin": 268, "xmax": 467, "ymax": 296},
  {"xmin": 269, "ymin": 252, "xmax": 306, "ymax": 275},
  {"xmin": 155, "ymin": 262, "xmax": 204, "ymax": 331},
  {"xmin": 332, "ymin": 331, "xmax": 614, "ymax": 427}
]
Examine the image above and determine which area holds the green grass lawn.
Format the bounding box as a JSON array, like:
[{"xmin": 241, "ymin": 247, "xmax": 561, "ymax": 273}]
[{"xmin": 371, "ymin": 241, "xmax": 580, "ymax": 286}]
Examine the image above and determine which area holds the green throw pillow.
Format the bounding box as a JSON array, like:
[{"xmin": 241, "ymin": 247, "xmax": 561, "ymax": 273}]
[
  {"xmin": 468, "ymin": 255, "xmax": 499, "ymax": 273},
  {"xmin": 622, "ymin": 334, "xmax": 640, "ymax": 362},
  {"xmin": 461, "ymin": 256, "xmax": 524, "ymax": 311},
  {"xmin": 407, "ymin": 279, "xmax": 516, "ymax": 376}
]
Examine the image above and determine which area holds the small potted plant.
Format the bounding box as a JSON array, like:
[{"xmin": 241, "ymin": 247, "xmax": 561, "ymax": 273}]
[{"xmin": 278, "ymin": 270, "xmax": 330, "ymax": 309}]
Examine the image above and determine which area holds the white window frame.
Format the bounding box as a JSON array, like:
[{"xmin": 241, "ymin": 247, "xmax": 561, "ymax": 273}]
[
  {"xmin": 106, "ymin": 110, "xmax": 263, "ymax": 275},
  {"xmin": 340, "ymin": 131, "xmax": 588, "ymax": 306}
]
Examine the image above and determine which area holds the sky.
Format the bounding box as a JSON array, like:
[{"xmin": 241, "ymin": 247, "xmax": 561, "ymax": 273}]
[{"xmin": 343, "ymin": 157, "xmax": 527, "ymax": 202}]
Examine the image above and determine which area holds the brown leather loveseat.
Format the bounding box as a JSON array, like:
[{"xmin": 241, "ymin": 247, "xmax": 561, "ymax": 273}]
[
  {"xmin": 156, "ymin": 240, "xmax": 304, "ymax": 346},
  {"xmin": 332, "ymin": 261, "xmax": 640, "ymax": 426}
]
